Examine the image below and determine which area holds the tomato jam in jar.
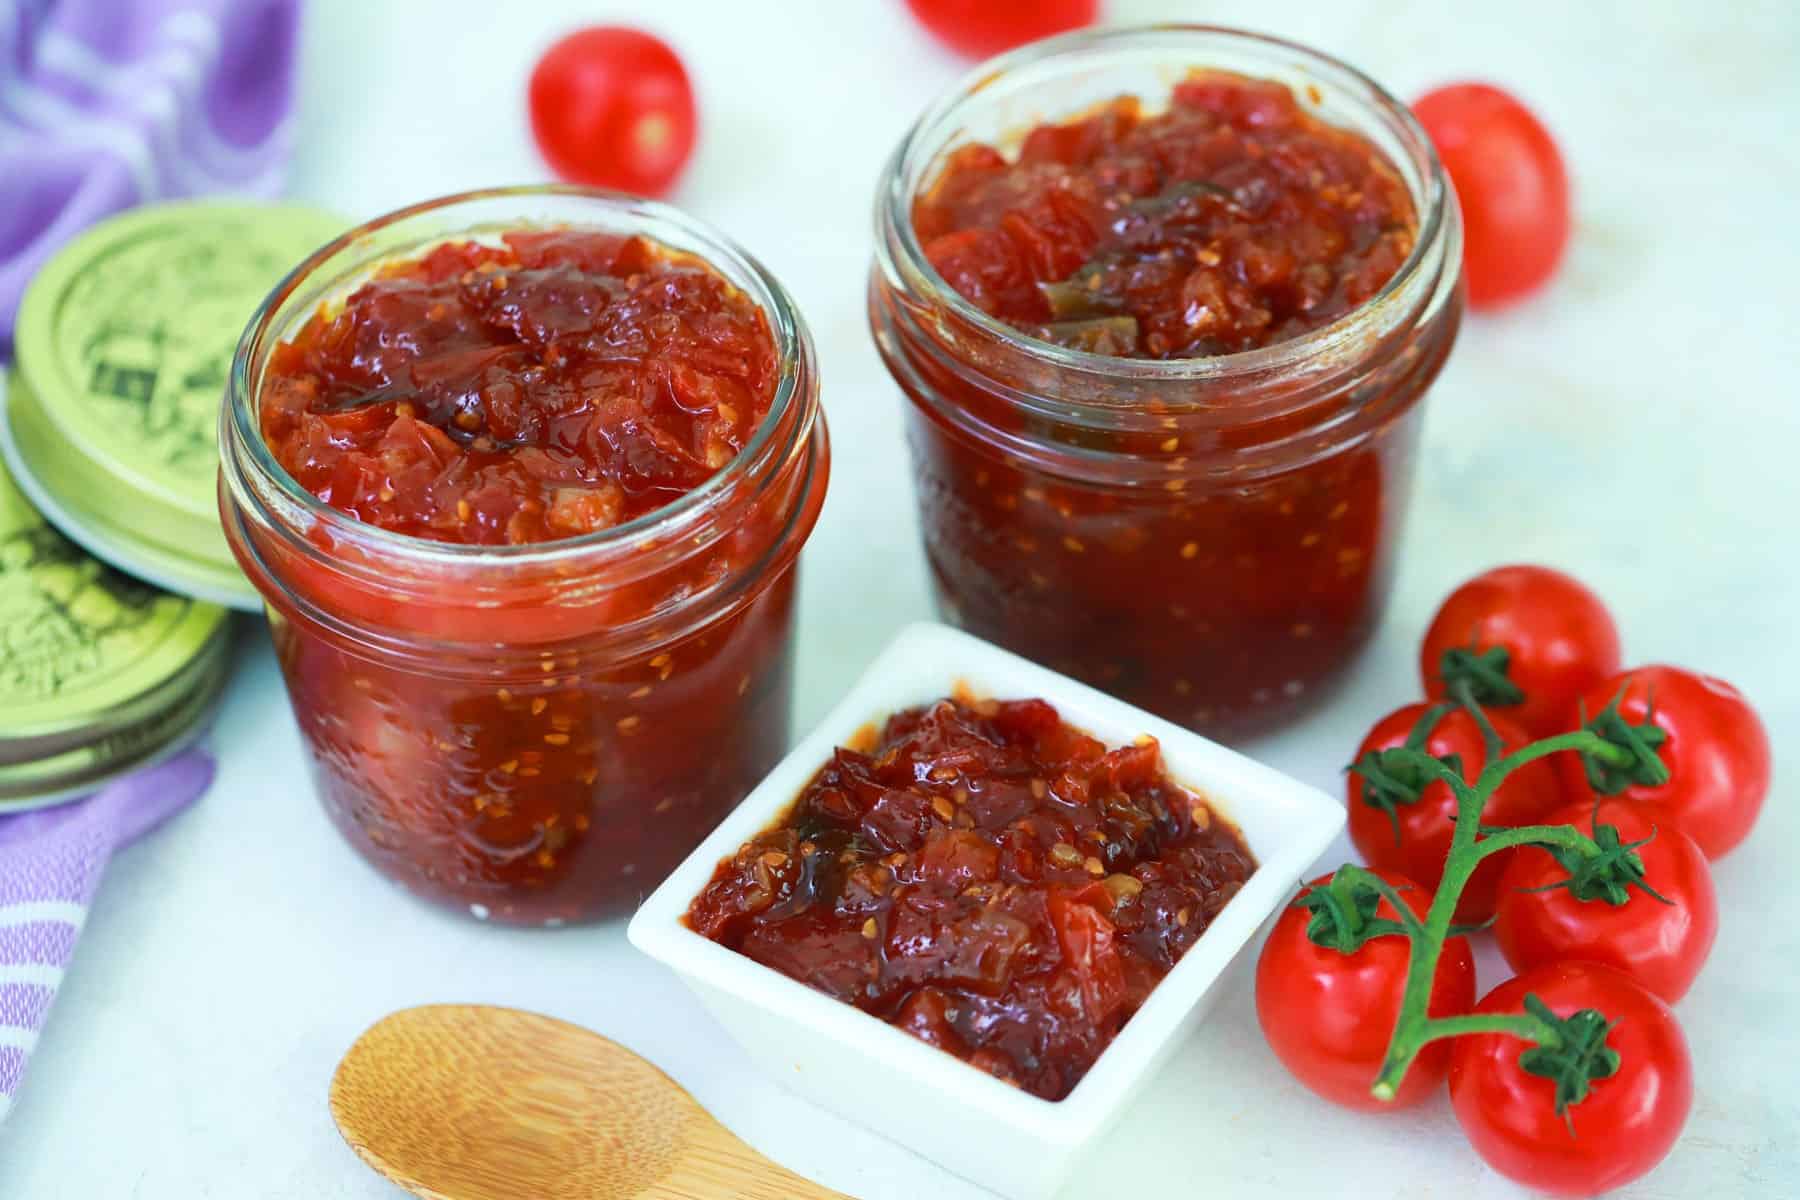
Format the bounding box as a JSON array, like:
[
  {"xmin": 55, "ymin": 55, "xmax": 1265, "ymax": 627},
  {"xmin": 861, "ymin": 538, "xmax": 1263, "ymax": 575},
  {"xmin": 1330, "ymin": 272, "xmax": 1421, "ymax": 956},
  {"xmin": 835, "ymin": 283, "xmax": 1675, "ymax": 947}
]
[
  {"xmin": 870, "ymin": 27, "xmax": 1462, "ymax": 738},
  {"xmin": 220, "ymin": 189, "xmax": 829, "ymax": 924},
  {"xmin": 687, "ymin": 694, "xmax": 1255, "ymax": 1100}
]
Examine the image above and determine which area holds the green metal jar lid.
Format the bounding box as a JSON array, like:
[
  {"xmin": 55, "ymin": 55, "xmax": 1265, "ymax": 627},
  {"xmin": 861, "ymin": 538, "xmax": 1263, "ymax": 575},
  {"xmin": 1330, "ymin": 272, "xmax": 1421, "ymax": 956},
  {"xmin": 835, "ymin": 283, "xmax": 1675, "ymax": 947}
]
[
  {"xmin": 0, "ymin": 443, "xmax": 228, "ymax": 768},
  {"xmin": 0, "ymin": 632, "xmax": 229, "ymax": 812},
  {"xmin": 10, "ymin": 201, "xmax": 345, "ymax": 610}
]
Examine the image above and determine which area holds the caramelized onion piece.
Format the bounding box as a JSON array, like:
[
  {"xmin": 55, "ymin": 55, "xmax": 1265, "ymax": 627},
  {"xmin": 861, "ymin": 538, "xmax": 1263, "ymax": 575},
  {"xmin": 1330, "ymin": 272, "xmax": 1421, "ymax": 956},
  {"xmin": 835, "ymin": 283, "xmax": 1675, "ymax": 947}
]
[{"xmin": 1034, "ymin": 315, "xmax": 1140, "ymax": 355}]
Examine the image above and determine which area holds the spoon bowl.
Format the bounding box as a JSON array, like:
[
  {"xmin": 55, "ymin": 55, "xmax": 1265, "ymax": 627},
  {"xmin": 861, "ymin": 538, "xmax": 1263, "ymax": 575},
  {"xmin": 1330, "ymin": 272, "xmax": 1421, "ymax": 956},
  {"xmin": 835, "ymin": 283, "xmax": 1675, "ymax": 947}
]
[{"xmin": 330, "ymin": 1004, "xmax": 847, "ymax": 1200}]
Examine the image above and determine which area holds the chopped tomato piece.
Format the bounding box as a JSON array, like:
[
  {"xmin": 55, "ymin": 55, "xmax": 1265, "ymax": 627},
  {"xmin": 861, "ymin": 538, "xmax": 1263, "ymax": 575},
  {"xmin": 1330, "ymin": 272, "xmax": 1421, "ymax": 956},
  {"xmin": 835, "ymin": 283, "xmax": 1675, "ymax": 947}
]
[{"xmin": 688, "ymin": 694, "xmax": 1255, "ymax": 1099}]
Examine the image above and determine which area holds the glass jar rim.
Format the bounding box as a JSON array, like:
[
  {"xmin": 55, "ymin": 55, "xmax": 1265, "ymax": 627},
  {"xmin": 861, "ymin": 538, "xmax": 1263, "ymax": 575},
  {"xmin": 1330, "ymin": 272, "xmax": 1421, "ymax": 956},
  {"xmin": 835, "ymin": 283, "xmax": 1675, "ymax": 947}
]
[
  {"xmin": 224, "ymin": 184, "xmax": 814, "ymax": 570},
  {"xmin": 874, "ymin": 23, "xmax": 1452, "ymax": 387}
]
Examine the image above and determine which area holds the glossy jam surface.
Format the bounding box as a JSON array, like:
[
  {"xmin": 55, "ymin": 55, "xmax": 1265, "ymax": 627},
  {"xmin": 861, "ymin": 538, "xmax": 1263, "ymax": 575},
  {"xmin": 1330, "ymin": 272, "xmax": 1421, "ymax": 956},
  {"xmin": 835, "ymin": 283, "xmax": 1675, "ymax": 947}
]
[
  {"xmin": 246, "ymin": 229, "xmax": 816, "ymax": 925},
  {"xmin": 878, "ymin": 68, "xmax": 1456, "ymax": 738},
  {"xmin": 914, "ymin": 71, "xmax": 1416, "ymax": 357},
  {"xmin": 260, "ymin": 231, "xmax": 776, "ymax": 544},
  {"xmin": 686, "ymin": 695, "xmax": 1256, "ymax": 1100}
]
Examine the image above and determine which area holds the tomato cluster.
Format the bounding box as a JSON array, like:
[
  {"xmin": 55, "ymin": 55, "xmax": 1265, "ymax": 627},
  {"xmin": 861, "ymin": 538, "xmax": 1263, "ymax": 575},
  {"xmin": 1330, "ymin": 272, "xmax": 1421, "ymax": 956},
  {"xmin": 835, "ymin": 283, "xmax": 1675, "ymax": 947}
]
[
  {"xmin": 1413, "ymin": 565, "xmax": 1769, "ymax": 863},
  {"xmin": 1258, "ymin": 564, "xmax": 1769, "ymax": 1196}
]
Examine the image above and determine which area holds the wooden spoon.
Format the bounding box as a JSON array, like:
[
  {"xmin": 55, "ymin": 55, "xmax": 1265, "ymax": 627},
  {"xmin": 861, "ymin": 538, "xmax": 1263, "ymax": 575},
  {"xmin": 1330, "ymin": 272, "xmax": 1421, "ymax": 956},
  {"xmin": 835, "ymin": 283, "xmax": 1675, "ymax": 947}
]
[{"xmin": 331, "ymin": 1004, "xmax": 850, "ymax": 1200}]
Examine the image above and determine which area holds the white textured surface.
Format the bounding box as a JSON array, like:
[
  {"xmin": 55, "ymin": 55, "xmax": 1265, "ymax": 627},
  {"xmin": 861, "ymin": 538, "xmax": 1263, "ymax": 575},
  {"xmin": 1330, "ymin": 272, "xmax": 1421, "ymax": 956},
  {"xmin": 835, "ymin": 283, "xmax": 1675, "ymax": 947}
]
[{"xmin": 4, "ymin": 1, "xmax": 1797, "ymax": 1197}]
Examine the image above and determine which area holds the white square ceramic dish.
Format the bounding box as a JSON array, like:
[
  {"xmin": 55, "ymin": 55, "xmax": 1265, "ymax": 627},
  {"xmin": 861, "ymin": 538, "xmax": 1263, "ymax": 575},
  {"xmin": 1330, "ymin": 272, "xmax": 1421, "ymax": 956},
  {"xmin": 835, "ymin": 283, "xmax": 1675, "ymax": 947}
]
[{"xmin": 629, "ymin": 622, "xmax": 1344, "ymax": 1200}]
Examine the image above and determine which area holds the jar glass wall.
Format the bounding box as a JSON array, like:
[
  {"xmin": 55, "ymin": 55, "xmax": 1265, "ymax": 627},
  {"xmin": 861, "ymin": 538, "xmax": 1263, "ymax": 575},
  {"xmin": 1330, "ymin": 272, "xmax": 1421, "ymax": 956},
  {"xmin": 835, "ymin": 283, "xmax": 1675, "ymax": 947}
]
[
  {"xmin": 870, "ymin": 26, "xmax": 1462, "ymax": 739},
  {"xmin": 221, "ymin": 188, "xmax": 830, "ymax": 924}
]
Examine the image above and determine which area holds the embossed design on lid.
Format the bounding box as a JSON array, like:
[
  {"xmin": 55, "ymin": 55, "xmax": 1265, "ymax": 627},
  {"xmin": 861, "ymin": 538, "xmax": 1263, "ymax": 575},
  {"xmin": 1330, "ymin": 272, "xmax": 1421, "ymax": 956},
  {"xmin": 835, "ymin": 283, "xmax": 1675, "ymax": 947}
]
[
  {"xmin": 10, "ymin": 201, "xmax": 343, "ymax": 608},
  {"xmin": 0, "ymin": 443, "xmax": 225, "ymax": 755}
]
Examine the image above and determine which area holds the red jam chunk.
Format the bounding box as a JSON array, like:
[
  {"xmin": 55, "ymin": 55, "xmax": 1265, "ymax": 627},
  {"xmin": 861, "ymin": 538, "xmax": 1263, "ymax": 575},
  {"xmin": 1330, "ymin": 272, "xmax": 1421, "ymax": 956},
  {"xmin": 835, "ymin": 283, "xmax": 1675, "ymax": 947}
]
[
  {"xmin": 686, "ymin": 696, "xmax": 1256, "ymax": 1100},
  {"xmin": 913, "ymin": 71, "xmax": 1416, "ymax": 357},
  {"xmin": 260, "ymin": 230, "xmax": 775, "ymax": 545},
  {"xmin": 254, "ymin": 231, "xmax": 802, "ymax": 924}
]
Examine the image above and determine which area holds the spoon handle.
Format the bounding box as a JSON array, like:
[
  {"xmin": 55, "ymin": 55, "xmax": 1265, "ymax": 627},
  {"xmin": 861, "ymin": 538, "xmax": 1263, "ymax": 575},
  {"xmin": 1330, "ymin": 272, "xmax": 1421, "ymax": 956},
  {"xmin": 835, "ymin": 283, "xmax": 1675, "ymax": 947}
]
[{"xmin": 658, "ymin": 1121, "xmax": 856, "ymax": 1199}]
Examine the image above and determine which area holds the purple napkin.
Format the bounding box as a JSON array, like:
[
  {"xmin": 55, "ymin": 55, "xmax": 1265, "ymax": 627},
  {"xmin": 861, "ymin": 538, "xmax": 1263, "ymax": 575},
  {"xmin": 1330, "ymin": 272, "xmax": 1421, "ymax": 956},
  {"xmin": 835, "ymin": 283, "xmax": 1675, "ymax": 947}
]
[
  {"xmin": 0, "ymin": 751, "xmax": 214, "ymax": 1123},
  {"xmin": 0, "ymin": 0, "xmax": 300, "ymax": 356},
  {"xmin": 0, "ymin": 0, "xmax": 295, "ymax": 1127}
]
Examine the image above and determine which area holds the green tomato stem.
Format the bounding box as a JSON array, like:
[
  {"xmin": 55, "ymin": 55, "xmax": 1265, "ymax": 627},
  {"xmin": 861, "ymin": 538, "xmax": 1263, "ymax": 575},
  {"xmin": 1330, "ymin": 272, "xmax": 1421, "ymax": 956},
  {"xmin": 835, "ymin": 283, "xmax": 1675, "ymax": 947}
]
[
  {"xmin": 1448, "ymin": 678, "xmax": 1507, "ymax": 760},
  {"xmin": 1367, "ymin": 729, "xmax": 1643, "ymax": 1099},
  {"xmin": 1394, "ymin": 1010, "xmax": 1563, "ymax": 1051},
  {"xmin": 1477, "ymin": 729, "xmax": 1649, "ymax": 791}
]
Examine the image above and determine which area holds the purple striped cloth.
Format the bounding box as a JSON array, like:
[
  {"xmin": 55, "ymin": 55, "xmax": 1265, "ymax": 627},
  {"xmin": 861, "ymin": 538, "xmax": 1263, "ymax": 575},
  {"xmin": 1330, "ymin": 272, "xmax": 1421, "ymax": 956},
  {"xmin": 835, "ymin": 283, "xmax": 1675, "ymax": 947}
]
[
  {"xmin": 0, "ymin": 0, "xmax": 300, "ymax": 355},
  {"xmin": 0, "ymin": 0, "xmax": 296, "ymax": 1127},
  {"xmin": 0, "ymin": 751, "xmax": 214, "ymax": 1123}
]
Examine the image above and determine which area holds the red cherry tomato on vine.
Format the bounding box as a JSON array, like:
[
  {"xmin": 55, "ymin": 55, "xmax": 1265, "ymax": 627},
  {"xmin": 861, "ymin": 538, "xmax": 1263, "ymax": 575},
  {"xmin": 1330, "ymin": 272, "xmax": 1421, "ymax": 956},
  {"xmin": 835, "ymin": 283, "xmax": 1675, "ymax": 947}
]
[
  {"xmin": 1412, "ymin": 83, "xmax": 1570, "ymax": 308},
  {"xmin": 1450, "ymin": 962, "xmax": 1692, "ymax": 1197},
  {"xmin": 529, "ymin": 27, "xmax": 697, "ymax": 196},
  {"xmin": 1558, "ymin": 664, "xmax": 1770, "ymax": 859},
  {"xmin": 904, "ymin": 0, "xmax": 1098, "ymax": 59},
  {"xmin": 1347, "ymin": 702, "xmax": 1564, "ymax": 922},
  {"xmin": 1255, "ymin": 868, "xmax": 1475, "ymax": 1111},
  {"xmin": 1494, "ymin": 798, "xmax": 1717, "ymax": 1003},
  {"xmin": 1421, "ymin": 565, "xmax": 1621, "ymax": 739}
]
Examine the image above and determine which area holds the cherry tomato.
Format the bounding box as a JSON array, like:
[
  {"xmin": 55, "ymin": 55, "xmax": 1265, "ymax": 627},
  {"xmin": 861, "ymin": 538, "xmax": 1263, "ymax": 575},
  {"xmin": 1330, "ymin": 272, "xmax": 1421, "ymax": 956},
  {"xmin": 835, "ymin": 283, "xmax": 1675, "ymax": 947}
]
[
  {"xmin": 529, "ymin": 28, "xmax": 697, "ymax": 196},
  {"xmin": 1559, "ymin": 665, "xmax": 1770, "ymax": 859},
  {"xmin": 1494, "ymin": 798, "xmax": 1717, "ymax": 1003},
  {"xmin": 1412, "ymin": 83, "xmax": 1570, "ymax": 308},
  {"xmin": 1347, "ymin": 702, "xmax": 1564, "ymax": 922},
  {"xmin": 1255, "ymin": 869, "xmax": 1476, "ymax": 1111},
  {"xmin": 1421, "ymin": 565, "xmax": 1621, "ymax": 738},
  {"xmin": 1450, "ymin": 962, "xmax": 1692, "ymax": 1196},
  {"xmin": 904, "ymin": 0, "xmax": 1098, "ymax": 59}
]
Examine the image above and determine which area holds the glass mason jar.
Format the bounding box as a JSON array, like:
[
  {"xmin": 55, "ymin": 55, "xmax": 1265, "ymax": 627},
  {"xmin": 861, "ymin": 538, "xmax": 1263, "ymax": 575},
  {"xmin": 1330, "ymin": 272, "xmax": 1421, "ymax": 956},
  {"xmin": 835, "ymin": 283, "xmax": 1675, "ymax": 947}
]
[
  {"xmin": 870, "ymin": 26, "xmax": 1462, "ymax": 740},
  {"xmin": 220, "ymin": 188, "xmax": 830, "ymax": 925}
]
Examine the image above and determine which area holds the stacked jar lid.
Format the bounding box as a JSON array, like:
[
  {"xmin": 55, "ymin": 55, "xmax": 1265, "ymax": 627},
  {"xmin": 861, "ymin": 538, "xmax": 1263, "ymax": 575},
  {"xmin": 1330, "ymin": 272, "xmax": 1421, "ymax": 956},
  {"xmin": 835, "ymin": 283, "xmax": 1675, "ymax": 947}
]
[{"xmin": 1, "ymin": 201, "xmax": 342, "ymax": 810}]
